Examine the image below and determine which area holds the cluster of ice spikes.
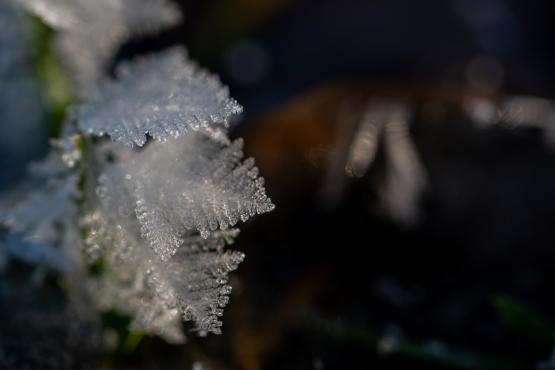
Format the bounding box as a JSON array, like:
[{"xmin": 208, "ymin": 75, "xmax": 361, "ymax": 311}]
[{"xmin": 0, "ymin": 0, "xmax": 274, "ymax": 342}]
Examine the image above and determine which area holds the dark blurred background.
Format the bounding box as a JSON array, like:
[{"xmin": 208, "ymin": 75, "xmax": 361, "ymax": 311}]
[
  {"xmin": 158, "ymin": 1, "xmax": 555, "ymax": 369},
  {"xmin": 176, "ymin": 0, "xmax": 555, "ymax": 113},
  {"xmin": 5, "ymin": 0, "xmax": 555, "ymax": 369}
]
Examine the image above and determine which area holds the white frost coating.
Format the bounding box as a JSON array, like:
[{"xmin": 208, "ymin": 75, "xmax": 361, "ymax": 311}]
[
  {"xmin": 75, "ymin": 48, "xmax": 243, "ymax": 147},
  {"xmin": 99, "ymin": 132, "xmax": 274, "ymax": 261},
  {"xmin": 83, "ymin": 203, "xmax": 244, "ymax": 339},
  {"xmin": 15, "ymin": 0, "xmax": 181, "ymax": 92},
  {"xmin": 79, "ymin": 131, "xmax": 268, "ymax": 339}
]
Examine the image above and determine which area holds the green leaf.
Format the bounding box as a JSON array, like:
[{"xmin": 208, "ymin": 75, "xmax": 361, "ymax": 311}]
[{"xmin": 492, "ymin": 295, "xmax": 554, "ymax": 345}]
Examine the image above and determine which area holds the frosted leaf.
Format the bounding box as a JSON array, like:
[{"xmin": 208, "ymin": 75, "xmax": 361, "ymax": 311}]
[
  {"xmin": 3, "ymin": 0, "xmax": 272, "ymax": 344},
  {"xmin": 84, "ymin": 197, "xmax": 244, "ymax": 339},
  {"xmin": 79, "ymin": 119, "xmax": 272, "ymax": 340},
  {"xmin": 164, "ymin": 233, "xmax": 245, "ymax": 336},
  {"xmin": 135, "ymin": 198, "xmax": 184, "ymax": 261},
  {"xmin": 83, "ymin": 146, "xmax": 247, "ymax": 337},
  {"xmin": 75, "ymin": 47, "xmax": 243, "ymax": 147},
  {"xmin": 15, "ymin": 0, "xmax": 181, "ymax": 92},
  {"xmin": 99, "ymin": 132, "xmax": 273, "ymax": 261},
  {"xmin": 144, "ymin": 229, "xmax": 244, "ymax": 336}
]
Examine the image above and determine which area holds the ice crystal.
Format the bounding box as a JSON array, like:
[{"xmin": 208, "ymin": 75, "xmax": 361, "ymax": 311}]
[
  {"xmin": 75, "ymin": 121, "xmax": 273, "ymax": 339},
  {"xmin": 97, "ymin": 132, "xmax": 273, "ymax": 261},
  {"xmin": 83, "ymin": 197, "xmax": 244, "ymax": 339},
  {"xmin": 75, "ymin": 48, "xmax": 243, "ymax": 147}
]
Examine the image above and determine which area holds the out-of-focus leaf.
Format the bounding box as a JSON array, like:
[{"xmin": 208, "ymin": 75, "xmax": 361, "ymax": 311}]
[
  {"xmin": 304, "ymin": 312, "xmax": 529, "ymax": 370},
  {"xmin": 492, "ymin": 295, "xmax": 554, "ymax": 345}
]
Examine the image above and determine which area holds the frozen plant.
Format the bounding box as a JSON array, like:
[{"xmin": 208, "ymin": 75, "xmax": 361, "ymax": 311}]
[
  {"xmin": 75, "ymin": 47, "xmax": 242, "ymax": 147},
  {"xmin": 1, "ymin": 1, "xmax": 274, "ymax": 343}
]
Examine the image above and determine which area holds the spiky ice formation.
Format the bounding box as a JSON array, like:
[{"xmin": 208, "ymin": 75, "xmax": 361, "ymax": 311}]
[
  {"xmin": 75, "ymin": 48, "xmax": 243, "ymax": 147},
  {"xmin": 96, "ymin": 132, "xmax": 274, "ymax": 261}
]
